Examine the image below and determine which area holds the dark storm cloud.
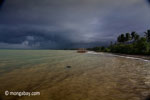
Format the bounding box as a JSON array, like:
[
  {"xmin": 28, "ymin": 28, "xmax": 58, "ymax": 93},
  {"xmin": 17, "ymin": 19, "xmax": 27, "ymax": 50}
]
[
  {"xmin": 0, "ymin": 0, "xmax": 150, "ymax": 49},
  {"xmin": 147, "ymin": 0, "xmax": 150, "ymax": 4},
  {"xmin": 0, "ymin": 0, "xmax": 4, "ymax": 8},
  {"xmin": 0, "ymin": 25, "xmax": 76, "ymax": 49}
]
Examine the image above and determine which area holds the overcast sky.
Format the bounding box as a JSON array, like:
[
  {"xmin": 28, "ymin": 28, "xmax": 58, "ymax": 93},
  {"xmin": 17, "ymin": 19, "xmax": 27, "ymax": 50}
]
[{"xmin": 0, "ymin": 0, "xmax": 150, "ymax": 49}]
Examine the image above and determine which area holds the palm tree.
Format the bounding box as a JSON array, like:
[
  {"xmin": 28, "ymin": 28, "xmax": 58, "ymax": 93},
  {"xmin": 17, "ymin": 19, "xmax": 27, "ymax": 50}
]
[
  {"xmin": 117, "ymin": 34, "xmax": 126, "ymax": 43},
  {"xmin": 120, "ymin": 34, "xmax": 125, "ymax": 43},
  {"xmin": 144, "ymin": 30, "xmax": 150, "ymax": 42},
  {"xmin": 125, "ymin": 33, "xmax": 131, "ymax": 42},
  {"xmin": 117, "ymin": 35, "xmax": 122, "ymax": 43},
  {"xmin": 134, "ymin": 34, "xmax": 140, "ymax": 41},
  {"xmin": 131, "ymin": 31, "xmax": 136, "ymax": 40}
]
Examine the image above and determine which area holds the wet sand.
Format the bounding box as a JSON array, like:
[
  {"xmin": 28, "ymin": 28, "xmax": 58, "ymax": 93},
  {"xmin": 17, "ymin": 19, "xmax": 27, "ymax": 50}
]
[{"xmin": 0, "ymin": 50, "xmax": 150, "ymax": 100}]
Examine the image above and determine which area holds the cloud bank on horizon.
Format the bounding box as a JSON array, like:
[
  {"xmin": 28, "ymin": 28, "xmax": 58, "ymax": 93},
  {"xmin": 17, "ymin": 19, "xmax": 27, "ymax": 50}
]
[{"xmin": 0, "ymin": 0, "xmax": 150, "ymax": 49}]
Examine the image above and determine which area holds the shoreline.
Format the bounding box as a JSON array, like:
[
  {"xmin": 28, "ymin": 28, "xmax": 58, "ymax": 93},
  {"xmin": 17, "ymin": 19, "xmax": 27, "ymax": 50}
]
[{"xmin": 87, "ymin": 51, "xmax": 150, "ymax": 62}]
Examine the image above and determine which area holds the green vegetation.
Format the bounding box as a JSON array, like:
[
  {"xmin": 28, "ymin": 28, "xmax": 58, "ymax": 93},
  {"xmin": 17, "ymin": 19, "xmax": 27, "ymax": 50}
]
[{"xmin": 88, "ymin": 29, "xmax": 150, "ymax": 55}]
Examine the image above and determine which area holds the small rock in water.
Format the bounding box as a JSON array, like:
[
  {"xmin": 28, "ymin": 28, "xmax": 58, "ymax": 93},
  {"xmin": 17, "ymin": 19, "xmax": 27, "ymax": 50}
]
[{"xmin": 66, "ymin": 66, "xmax": 71, "ymax": 68}]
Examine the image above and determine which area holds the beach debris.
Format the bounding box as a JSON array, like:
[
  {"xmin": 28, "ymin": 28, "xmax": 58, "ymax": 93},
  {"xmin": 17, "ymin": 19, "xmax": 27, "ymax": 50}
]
[{"xmin": 66, "ymin": 66, "xmax": 71, "ymax": 68}]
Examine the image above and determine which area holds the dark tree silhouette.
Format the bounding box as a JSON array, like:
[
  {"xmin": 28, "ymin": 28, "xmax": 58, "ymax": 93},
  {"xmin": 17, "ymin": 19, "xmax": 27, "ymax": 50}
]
[
  {"xmin": 131, "ymin": 31, "xmax": 136, "ymax": 40},
  {"xmin": 144, "ymin": 30, "xmax": 150, "ymax": 42},
  {"xmin": 117, "ymin": 34, "xmax": 126, "ymax": 43},
  {"xmin": 89, "ymin": 29, "xmax": 150, "ymax": 55},
  {"xmin": 125, "ymin": 33, "xmax": 131, "ymax": 41},
  {"xmin": 134, "ymin": 34, "xmax": 140, "ymax": 41},
  {"xmin": 117, "ymin": 35, "xmax": 122, "ymax": 43},
  {"xmin": 120, "ymin": 34, "xmax": 125, "ymax": 43}
]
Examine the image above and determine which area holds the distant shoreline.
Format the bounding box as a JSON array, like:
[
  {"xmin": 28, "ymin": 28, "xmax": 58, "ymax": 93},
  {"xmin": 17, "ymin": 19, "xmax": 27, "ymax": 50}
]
[
  {"xmin": 87, "ymin": 51, "xmax": 150, "ymax": 62},
  {"xmin": 111, "ymin": 53, "xmax": 150, "ymax": 60}
]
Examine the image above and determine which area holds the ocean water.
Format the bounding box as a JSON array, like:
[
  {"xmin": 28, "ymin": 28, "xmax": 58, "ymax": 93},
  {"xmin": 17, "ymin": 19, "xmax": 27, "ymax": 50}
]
[{"xmin": 0, "ymin": 50, "xmax": 150, "ymax": 100}]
